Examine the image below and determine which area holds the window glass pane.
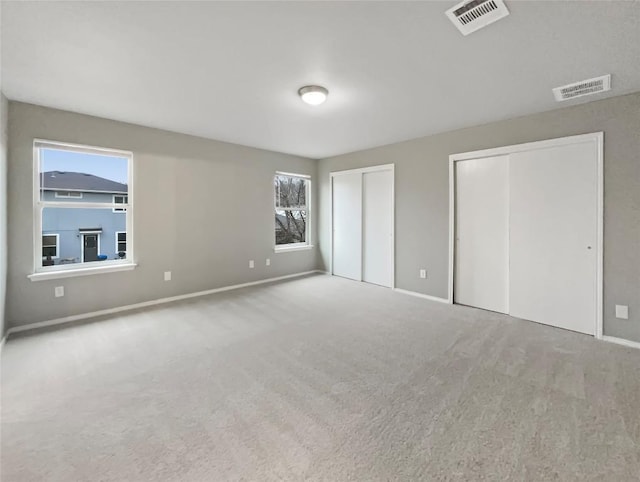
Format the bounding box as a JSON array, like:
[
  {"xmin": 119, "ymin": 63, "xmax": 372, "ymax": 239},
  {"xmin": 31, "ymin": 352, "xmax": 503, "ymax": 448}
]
[
  {"xmin": 116, "ymin": 232, "xmax": 127, "ymax": 257},
  {"xmin": 55, "ymin": 191, "xmax": 83, "ymax": 199},
  {"xmin": 42, "ymin": 235, "xmax": 57, "ymax": 247},
  {"xmin": 275, "ymin": 209, "xmax": 307, "ymax": 245},
  {"xmin": 42, "ymin": 207, "xmax": 127, "ymax": 267},
  {"xmin": 42, "ymin": 246, "xmax": 57, "ymax": 258},
  {"xmin": 275, "ymin": 176, "xmax": 306, "ymax": 208},
  {"xmin": 39, "ymin": 148, "xmax": 128, "ymax": 203},
  {"xmin": 113, "ymin": 195, "xmax": 127, "ymax": 212},
  {"xmin": 84, "ymin": 236, "xmax": 97, "ymax": 249}
]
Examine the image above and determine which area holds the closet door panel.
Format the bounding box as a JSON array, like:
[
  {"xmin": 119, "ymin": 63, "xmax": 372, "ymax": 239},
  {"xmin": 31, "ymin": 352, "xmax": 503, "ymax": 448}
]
[
  {"xmin": 455, "ymin": 155, "xmax": 510, "ymax": 313},
  {"xmin": 363, "ymin": 170, "xmax": 393, "ymax": 287},
  {"xmin": 509, "ymin": 142, "xmax": 597, "ymax": 334},
  {"xmin": 332, "ymin": 173, "xmax": 363, "ymax": 281}
]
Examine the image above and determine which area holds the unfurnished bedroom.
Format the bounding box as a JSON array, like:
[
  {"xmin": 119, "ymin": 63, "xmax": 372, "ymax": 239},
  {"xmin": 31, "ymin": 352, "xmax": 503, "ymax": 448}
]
[{"xmin": 0, "ymin": 1, "xmax": 639, "ymax": 480}]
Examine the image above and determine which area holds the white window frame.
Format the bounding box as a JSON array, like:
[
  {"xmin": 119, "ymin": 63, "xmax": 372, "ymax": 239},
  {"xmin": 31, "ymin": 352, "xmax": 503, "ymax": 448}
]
[
  {"xmin": 29, "ymin": 140, "xmax": 136, "ymax": 281},
  {"xmin": 274, "ymin": 171, "xmax": 312, "ymax": 252},
  {"xmin": 115, "ymin": 231, "xmax": 127, "ymax": 256},
  {"xmin": 112, "ymin": 194, "xmax": 127, "ymax": 213},
  {"xmin": 42, "ymin": 233, "xmax": 60, "ymax": 260},
  {"xmin": 54, "ymin": 191, "xmax": 83, "ymax": 199}
]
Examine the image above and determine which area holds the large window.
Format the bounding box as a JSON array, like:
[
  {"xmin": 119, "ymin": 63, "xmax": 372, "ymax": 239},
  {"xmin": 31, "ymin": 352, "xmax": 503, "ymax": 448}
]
[
  {"xmin": 274, "ymin": 173, "xmax": 310, "ymax": 249},
  {"xmin": 33, "ymin": 140, "xmax": 133, "ymax": 277}
]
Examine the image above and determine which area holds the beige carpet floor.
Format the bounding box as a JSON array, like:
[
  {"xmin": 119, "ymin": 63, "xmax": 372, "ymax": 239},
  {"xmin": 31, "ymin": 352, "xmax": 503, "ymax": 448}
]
[{"xmin": 2, "ymin": 274, "xmax": 639, "ymax": 481}]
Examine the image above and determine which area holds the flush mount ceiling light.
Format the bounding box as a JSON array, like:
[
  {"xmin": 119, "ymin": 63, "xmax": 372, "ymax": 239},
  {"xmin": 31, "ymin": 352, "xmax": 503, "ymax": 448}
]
[{"xmin": 298, "ymin": 85, "xmax": 328, "ymax": 106}]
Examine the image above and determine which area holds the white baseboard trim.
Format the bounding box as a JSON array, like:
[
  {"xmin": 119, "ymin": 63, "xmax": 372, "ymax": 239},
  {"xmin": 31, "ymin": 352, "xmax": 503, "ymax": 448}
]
[
  {"xmin": 7, "ymin": 270, "xmax": 322, "ymax": 337},
  {"xmin": 393, "ymin": 288, "xmax": 450, "ymax": 304},
  {"xmin": 601, "ymin": 335, "xmax": 640, "ymax": 350}
]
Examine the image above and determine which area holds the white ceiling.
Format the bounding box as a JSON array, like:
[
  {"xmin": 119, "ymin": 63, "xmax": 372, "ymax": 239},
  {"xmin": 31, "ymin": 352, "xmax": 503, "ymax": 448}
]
[{"xmin": 2, "ymin": 1, "xmax": 640, "ymax": 159}]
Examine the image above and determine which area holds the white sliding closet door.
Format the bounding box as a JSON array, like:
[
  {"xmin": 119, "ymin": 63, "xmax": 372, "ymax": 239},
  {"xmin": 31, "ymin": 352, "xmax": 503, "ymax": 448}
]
[
  {"xmin": 363, "ymin": 170, "xmax": 394, "ymax": 287},
  {"xmin": 455, "ymin": 156, "xmax": 510, "ymax": 313},
  {"xmin": 332, "ymin": 172, "xmax": 363, "ymax": 281},
  {"xmin": 509, "ymin": 142, "xmax": 598, "ymax": 335}
]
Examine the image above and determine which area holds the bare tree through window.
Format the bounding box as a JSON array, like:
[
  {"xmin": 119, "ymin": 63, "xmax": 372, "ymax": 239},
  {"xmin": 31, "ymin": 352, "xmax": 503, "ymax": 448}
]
[{"xmin": 274, "ymin": 175, "xmax": 308, "ymax": 245}]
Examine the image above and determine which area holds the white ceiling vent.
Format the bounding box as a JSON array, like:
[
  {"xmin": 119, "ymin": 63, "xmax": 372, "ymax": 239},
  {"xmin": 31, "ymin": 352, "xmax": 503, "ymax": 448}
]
[
  {"xmin": 552, "ymin": 75, "xmax": 611, "ymax": 102},
  {"xmin": 445, "ymin": 0, "xmax": 510, "ymax": 36}
]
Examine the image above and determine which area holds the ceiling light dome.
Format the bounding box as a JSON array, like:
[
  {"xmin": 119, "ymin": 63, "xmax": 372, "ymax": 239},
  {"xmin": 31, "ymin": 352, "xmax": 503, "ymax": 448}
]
[{"xmin": 298, "ymin": 85, "xmax": 328, "ymax": 106}]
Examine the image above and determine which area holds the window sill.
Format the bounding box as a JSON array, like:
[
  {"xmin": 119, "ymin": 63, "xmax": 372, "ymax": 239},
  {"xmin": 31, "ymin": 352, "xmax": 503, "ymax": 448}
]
[
  {"xmin": 28, "ymin": 263, "xmax": 137, "ymax": 282},
  {"xmin": 274, "ymin": 244, "xmax": 314, "ymax": 253}
]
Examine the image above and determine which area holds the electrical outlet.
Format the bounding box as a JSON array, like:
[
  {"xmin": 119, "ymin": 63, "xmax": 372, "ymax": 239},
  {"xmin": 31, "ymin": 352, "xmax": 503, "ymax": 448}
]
[
  {"xmin": 54, "ymin": 286, "xmax": 64, "ymax": 298},
  {"xmin": 266, "ymin": 258, "xmax": 271, "ymax": 266},
  {"xmin": 249, "ymin": 260, "xmax": 255, "ymax": 269},
  {"xmin": 419, "ymin": 269, "xmax": 427, "ymax": 279},
  {"xmin": 615, "ymin": 305, "xmax": 629, "ymax": 320},
  {"xmin": 164, "ymin": 271, "xmax": 172, "ymax": 281}
]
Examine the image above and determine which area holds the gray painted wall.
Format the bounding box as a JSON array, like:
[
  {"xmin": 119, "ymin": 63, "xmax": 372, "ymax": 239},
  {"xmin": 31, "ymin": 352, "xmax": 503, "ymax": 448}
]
[
  {"xmin": 7, "ymin": 102, "xmax": 318, "ymax": 328},
  {"xmin": 0, "ymin": 94, "xmax": 7, "ymax": 337},
  {"xmin": 318, "ymin": 92, "xmax": 640, "ymax": 343}
]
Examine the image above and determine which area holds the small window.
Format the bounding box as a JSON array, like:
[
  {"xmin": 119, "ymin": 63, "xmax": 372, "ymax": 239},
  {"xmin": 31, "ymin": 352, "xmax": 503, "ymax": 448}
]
[
  {"xmin": 54, "ymin": 191, "xmax": 83, "ymax": 199},
  {"xmin": 42, "ymin": 234, "xmax": 59, "ymax": 259},
  {"xmin": 113, "ymin": 195, "xmax": 128, "ymax": 213},
  {"xmin": 274, "ymin": 173, "xmax": 310, "ymax": 248},
  {"xmin": 115, "ymin": 231, "xmax": 127, "ymax": 257}
]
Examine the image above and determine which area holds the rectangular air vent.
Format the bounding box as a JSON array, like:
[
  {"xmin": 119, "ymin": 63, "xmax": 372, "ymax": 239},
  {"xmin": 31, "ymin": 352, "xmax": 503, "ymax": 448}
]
[
  {"xmin": 445, "ymin": 0, "xmax": 510, "ymax": 36},
  {"xmin": 552, "ymin": 75, "xmax": 611, "ymax": 102}
]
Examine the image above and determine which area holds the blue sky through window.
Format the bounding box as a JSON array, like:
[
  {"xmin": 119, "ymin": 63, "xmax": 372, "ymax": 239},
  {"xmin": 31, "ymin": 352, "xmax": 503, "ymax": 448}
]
[{"xmin": 41, "ymin": 149, "xmax": 128, "ymax": 184}]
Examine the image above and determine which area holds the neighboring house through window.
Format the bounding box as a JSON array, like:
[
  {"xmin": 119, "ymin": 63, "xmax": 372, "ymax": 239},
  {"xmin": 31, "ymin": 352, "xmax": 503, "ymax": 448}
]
[
  {"xmin": 274, "ymin": 172, "xmax": 310, "ymax": 250},
  {"xmin": 33, "ymin": 140, "xmax": 133, "ymax": 275}
]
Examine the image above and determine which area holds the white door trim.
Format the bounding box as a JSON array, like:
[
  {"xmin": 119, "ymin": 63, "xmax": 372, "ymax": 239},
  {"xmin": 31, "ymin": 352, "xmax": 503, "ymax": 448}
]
[
  {"xmin": 448, "ymin": 132, "xmax": 604, "ymax": 338},
  {"xmin": 330, "ymin": 163, "xmax": 395, "ymax": 176},
  {"xmin": 330, "ymin": 164, "xmax": 395, "ymax": 288}
]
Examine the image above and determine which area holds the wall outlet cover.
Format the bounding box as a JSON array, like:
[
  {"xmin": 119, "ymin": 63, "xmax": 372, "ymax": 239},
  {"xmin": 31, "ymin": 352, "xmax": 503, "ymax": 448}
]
[
  {"xmin": 54, "ymin": 286, "xmax": 64, "ymax": 298},
  {"xmin": 164, "ymin": 271, "xmax": 172, "ymax": 281},
  {"xmin": 266, "ymin": 258, "xmax": 271, "ymax": 266},
  {"xmin": 615, "ymin": 305, "xmax": 629, "ymax": 320},
  {"xmin": 419, "ymin": 269, "xmax": 427, "ymax": 279},
  {"xmin": 249, "ymin": 260, "xmax": 255, "ymax": 268}
]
